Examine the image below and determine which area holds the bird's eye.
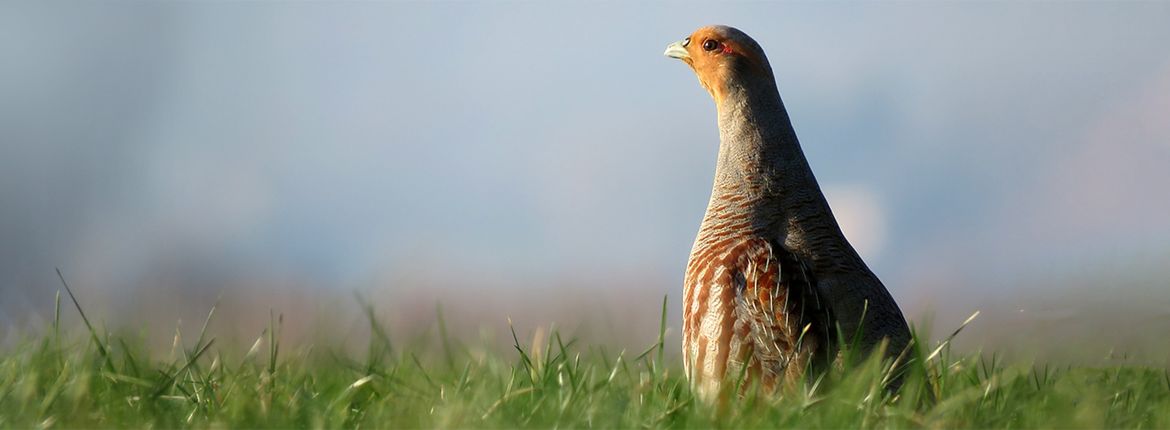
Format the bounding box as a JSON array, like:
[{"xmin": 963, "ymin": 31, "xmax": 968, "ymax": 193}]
[{"xmin": 702, "ymin": 39, "xmax": 721, "ymax": 52}]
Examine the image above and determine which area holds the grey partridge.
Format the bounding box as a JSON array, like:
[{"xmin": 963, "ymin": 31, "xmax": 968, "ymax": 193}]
[{"xmin": 665, "ymin": 25, "xmax": 911, "ymax": 399}]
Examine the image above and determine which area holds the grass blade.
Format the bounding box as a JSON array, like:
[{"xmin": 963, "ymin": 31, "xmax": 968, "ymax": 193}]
[{"xmin": 55, "ymin": 267, "xmax": 116, "ymax": 373}]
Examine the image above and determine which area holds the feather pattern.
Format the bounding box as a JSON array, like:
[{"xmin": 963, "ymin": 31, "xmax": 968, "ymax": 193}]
[{"xmin": 682, "ymin": 200, "xmax": 833, "ymax": 398}]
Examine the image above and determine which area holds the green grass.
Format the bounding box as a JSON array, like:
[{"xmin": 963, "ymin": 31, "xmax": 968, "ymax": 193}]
[{"xmin": 2, "ymin": 286, "xmax": 1169, "ymax": 428}]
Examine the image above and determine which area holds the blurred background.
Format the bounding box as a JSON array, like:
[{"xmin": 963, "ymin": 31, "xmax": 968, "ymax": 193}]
[{"xmin": 2, "ymin": 2, "xmax": 1169, "ymax": 363}]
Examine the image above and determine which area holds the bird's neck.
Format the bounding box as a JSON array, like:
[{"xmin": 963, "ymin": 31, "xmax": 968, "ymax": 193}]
[
  {"xmin": 698, "ymin": 79, "xmax": 860, "ymax": 269},
  {"xmin": 712, "ymin": 81, "xmax": 799, "ymax": 197}
]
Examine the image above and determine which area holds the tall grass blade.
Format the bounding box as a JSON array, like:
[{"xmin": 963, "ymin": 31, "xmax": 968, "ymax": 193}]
[
  {"xmin": 436, "ymin": 303, "xmax": 456, "ymax": 372},
  {"xmin": 656, "ymin": 295, "xmax": 668, "ymax": 373},
  {"xmin": 55, "ymin": 267, "xmax": 116, "ymax": 373}
]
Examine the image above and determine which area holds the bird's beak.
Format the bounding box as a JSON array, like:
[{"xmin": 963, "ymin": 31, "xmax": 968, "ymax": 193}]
[{"xmin": 664, "ymin": 40, "xmax": 690, "ymax": 60}]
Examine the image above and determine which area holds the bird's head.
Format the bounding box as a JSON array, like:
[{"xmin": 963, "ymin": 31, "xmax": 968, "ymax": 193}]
[{"xmin": 664, "ymin": 25, "xmax": 775, "ymax": 104}]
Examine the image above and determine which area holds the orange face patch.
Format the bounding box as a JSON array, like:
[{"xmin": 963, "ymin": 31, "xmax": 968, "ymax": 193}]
[{"xmin": 680, "ymin": 27, "xmax": 767, "ymax": 104}]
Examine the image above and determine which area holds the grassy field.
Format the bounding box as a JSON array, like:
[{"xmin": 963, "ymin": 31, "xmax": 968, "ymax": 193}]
[{"xmin": 2, "ymin": 289, "xmax": 1169, "ymax": 429}]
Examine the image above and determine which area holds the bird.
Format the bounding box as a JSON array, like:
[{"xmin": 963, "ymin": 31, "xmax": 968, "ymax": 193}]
[{"xmin": 664, "ymin": 25, "xmax": 911, "ymax": 399}]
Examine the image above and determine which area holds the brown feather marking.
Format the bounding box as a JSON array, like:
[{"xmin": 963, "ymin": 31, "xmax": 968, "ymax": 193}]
[
  {"xmin": 685, "ymin": 235, "xmax": 829, "ymax": 398},
  {"xmin": 713, "ymin": 268, "xmax": 738, "ymax": 382}
]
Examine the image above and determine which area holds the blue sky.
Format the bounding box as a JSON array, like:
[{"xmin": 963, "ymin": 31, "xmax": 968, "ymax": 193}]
[{"xmin": 3, "ymin": 2, "xmax": 1170, "ymax": 328}]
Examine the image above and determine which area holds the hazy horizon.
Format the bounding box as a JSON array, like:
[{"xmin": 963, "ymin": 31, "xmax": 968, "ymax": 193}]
[{"xmin": 3, "ymin": 2, "xmax": 1169, "ymax": 360}]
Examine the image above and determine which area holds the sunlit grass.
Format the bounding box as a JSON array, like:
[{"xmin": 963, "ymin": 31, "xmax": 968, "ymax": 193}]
[{"xmin": 1, "ymin": 276, "xmax": 1169, "ymax": 428}]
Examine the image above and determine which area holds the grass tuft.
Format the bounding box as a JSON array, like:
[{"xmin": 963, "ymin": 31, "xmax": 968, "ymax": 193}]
[{"xmin": 2, "ymin": 286, "xmax": 1169, "ymax": 428}]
